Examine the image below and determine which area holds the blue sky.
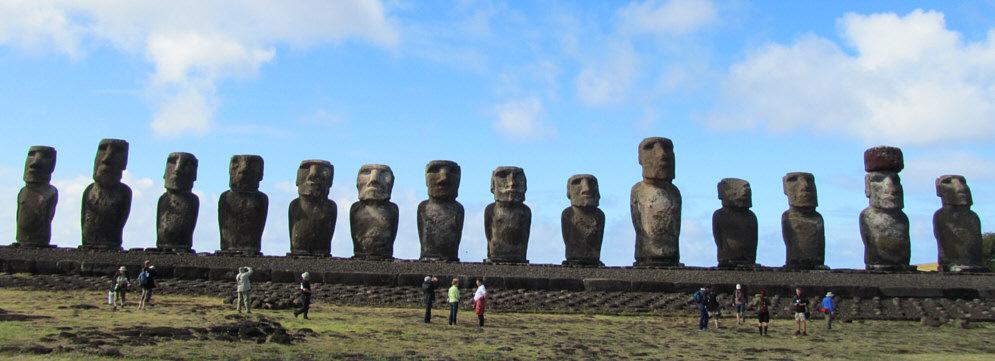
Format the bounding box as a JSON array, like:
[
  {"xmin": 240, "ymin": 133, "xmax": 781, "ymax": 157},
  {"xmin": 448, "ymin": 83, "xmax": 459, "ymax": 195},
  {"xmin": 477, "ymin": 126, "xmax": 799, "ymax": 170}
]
[{"xmin": 1, "ymin": 0, "xmax": 993, "ymax": 268}]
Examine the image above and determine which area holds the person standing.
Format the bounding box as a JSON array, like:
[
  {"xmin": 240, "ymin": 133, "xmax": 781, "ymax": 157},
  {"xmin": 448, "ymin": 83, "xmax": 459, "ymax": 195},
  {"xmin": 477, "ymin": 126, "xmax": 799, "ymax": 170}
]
[
  {"xmin": 422, "ymin": 276, "xmax": 439, "ymax": 323},
  {"xmin": 447, "ymin": 278, "xmax": 460, "ymax": 326},
  {"xmin": 294, "ymin": 272, "xmax": 312, "ymax": 319},
  {"xmin": 693, "ymin": 287, "xmax": 708, "ymax": 331},
  {"xmin": 821, "ymin": 291, "xmax": 836, "ymax": 330},
  {"xmin": 138, "ymin": 260, "xmax": 157, "ymax": 310},
  {"xmin": 733, "ymin": 284, "xmax": 746, "ymax": 325},
  {"xmin": 755, "ymin": 289, "xmax": 770, "ymax": 336},
  {"xmin": 793, "ymin": 287, "xmax": 809, "ymax": 336},
  {"xmin": 235, "ymin": 267, "xmax": 253, "ymax": 313},
  {"xmin": 112, "ymin": 266, "xmax": 130, "ymax": 309},
  {"xmin": 473, "ymin": 279, "xmax": 488, "ymax": 327},
  {"xmin": 706, "ymin": 286, "xmax": 721, "ymax": 329}
]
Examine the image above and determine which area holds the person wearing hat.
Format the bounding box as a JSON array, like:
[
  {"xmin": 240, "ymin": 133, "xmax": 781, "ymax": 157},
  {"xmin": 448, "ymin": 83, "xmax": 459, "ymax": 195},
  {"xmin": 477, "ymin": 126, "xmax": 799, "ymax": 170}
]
[
  {"xmin": 138, "ymin": 260, "xmax": 157, "ymax": 310},
  {"xmin": 733, "ymin": 284, "xmax": 747, "ymax": 325},
  {"xmin": 111, "ymin": 266, "xmax": 130, "ymax": 309},
  {"xmin": 294, "ymin": 272, "xmax": 312, "ymax": 319},
  {"xmin": 821, "ymin": 291, "xmax": 836, "ymax": 330},
  {"xmin": 235, "ymin": 267, "xmax": 253, "ymax": 313},
  {"xmin": 692, "ymin": 286, "xmax": 708, "ymax": 331},
  {"xmin": 422, "ymin": 275, "xmax": 439, "ymax": 323}
]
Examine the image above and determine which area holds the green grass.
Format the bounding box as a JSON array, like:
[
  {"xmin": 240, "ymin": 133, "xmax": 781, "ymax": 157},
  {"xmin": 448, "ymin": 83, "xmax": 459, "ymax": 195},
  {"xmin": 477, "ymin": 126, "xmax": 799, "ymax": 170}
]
[{"xmin": 0, "ymin": 288, "xmax": 993, "ymax": 360}]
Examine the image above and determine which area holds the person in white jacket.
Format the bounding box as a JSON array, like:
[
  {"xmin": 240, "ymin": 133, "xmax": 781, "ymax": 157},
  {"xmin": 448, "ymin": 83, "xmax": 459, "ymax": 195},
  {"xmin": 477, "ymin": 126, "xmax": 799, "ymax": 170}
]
[
  {"xmin": 235, "ymin": 267, "xmax": 253, "ymax": 313},
  {"xmin": 473, "ymin": 279, "xmax": 488, "ymax": 327}
]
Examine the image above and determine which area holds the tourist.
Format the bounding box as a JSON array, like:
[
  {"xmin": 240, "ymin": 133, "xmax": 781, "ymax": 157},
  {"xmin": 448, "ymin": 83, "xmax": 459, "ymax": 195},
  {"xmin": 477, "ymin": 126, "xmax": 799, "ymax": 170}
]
[
  {"xmin": 793, "ymin": 287, "xmax": 809, "ymax": 336},
  {"xmin": 733, "ymin": 284, "xmax": 746, "ymax": 325},
  {"xmin": 235, "ymin": 266, "xmax": 253, "ymax": 313},
  {"xmin": 137, "ymin": 260, "xmax": 157, "ymax": 310},
  {"xmin": 294, "ymin": 272, "xmax": 312, "ymax": 319},
  {"xmin": 473, "ymin": 279, "xmax": 488, "ymax": 327},
  {"xmin": 822, "ymin": 291, "xmax": 836, "ymax": 330},
  {"xmin": 112, "ymin": 266, "xmax": 130, "ymax": 309},
  {"xmin": 422, "ymin": 276, "xmax": 439, "ymax": 323},
  {"xmin": 447, "ymin": 278, "xmax": 460, "ymax": 326},
  {"xmin": 755, "ymin": 289, "xmax": 770, "ymax": 336},
  {"xmin": 706, "ymin": 286, "xmax": 721, "ymax": 329},
  {"xmin": 693, "ymin": 287, "xmax": 708, "ymax": 331}
]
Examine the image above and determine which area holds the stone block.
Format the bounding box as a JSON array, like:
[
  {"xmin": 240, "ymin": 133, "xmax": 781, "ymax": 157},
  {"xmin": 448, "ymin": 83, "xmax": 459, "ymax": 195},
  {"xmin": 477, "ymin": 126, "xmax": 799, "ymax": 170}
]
[
  {"xmin": 583, "ymin": 278, "xmax": 631, "ymax": 292},
  {"xmin": 34, "ymin": 260, "xmax": 60, "ymax": 275},
  {"xmin": 208, "ymin": 268, "xmax": 237, "ymax": 282},
  {"xmin": 174, "ymin": 266, "xmax": 208, "ymax": 280},
  {"xmin": 880, "ymin": 287, "xmax": 943, "ymax": 298},
  {"xmin": 548, "ymin": 278, "xmax": 585, "ymax": 291},
  {"xmin": 57, "ymin": 260, "xmax": 81, "ymax": 275},
  {"xmin": 271, "ymin": 270, "xmax": 297, "ymax": 283},
  {"xmin": 7, "ymin": 259, "xmax": 35, "ymax": 274}
]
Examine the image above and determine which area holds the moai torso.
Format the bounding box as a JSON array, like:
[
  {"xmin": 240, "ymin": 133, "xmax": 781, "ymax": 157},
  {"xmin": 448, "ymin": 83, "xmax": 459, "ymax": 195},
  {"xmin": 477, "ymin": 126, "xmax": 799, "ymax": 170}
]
[
  {"xmin": 218, "ymin": 155, "xmax": 267, "ymax": 255},
  {"xmin": 562, "ymin": 174, "xmax": 605, "ymax": 266},
  {"xmin": 16, "ymin": 146, "xmax": 58, "ymax": 247},
  {"xmin": 631, "ymin": 137, "xmax": 682, "ymax": 267},
  {"xmin": 713, "ymin": 178, "xmax": 758, "ymax": 268},
  {"xmin": 289, "ymin": 160, "xmax": 336, "ymax": 257},
  {"xmin": 351, "ymin": 164, "xmax": 398, "ymax": 260},
  {"xmin": 81, "ymin": 139, "xmax": 131, "ymax": 251},
  {"xmin": 781, "ymin": 172, "xmax": 826, "ymax": 269},
  {"xmin": 933, "ymin": 175, "xmax": 987, "ymax": 272},
  {"xmin": 485, "ymin": 201, "xmax": 531, "ymax": 263},
  {"xmin": 418, "ymin": 160, "xmax": 464, "ymax": 262},
  {"xmin": 156, "ymin": 152, "xmax": 199, "ymax": 252}
]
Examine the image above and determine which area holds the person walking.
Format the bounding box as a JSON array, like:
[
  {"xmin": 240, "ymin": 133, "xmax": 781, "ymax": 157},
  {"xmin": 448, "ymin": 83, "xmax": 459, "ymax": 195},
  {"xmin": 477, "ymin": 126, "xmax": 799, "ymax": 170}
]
[
  {"xmin": 821, "ymin": 291, "xmax": 836, "ymax": 330},
  {"xmin": 793, "ymin": 287, "xmax": 809, "ymax": 336},
  {"xmin": 755, "ymin": 289, "xmax": 770, "ymax": 336},
  {"xmin": 473, "ymin": 279, "xmax": 488, "ymax": 327},
  {"xmin": 705, "ymin": 286, "xmax": 722, "ymax": 329},
  {"xmin": 693, "ymin": 287, "xmax": 708, "ymax": 331},
  {"xmin": 137, "ymin": 260, "xmax": 157, "ymax": 310},
  {"xmin": 422, "ymin": 276, "xmax": 439, "ymax": 323},
  {"xmin": 293, "ymin": 272, "xmax": 312, "ymax": 320},
  {"xmin": 733, "ymin": 284, "xmax": 746, "ymax": 325},
  {"xmin": 112, "ymin": 266, "xmax": 130, "ymax": 309},
  {"xmin": 235, "ymin": 266, "xmax": 253, "ymax": 313},
  {"xmin": 447, "ymin": 278, "xmax": 460, "ymax": 326}
]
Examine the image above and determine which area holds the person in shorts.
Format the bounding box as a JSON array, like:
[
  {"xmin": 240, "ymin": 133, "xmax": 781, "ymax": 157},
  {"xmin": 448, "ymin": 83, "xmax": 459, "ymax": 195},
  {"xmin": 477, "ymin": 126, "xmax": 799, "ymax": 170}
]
[
  {"xmin": 705, "ymin": 286, "xmax": 721, "ymax": 329},
  {"xmin": 793, "ymin": 287, "xmax": 809, "ymax": 336},
  {"xmin": 733, "ymin": 284, "xmax": 746, "ymax": 325}
]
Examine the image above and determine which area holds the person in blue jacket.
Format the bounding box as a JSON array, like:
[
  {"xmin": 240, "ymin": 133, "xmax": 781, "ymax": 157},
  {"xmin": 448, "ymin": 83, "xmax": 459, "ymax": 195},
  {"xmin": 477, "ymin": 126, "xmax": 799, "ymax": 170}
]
[{"xmin": 821, "ymin": 291, "xmax": 836, "ymax": 330}]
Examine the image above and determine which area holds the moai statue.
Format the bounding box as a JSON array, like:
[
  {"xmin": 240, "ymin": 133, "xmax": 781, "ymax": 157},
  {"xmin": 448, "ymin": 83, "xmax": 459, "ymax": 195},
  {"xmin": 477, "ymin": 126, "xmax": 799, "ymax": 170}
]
[
  {"xmin": 417, "ymin": 160, "xmax": 464, "ymax": 262},
  {"xmin": 561, "ymin": 174, "xmax": 605, "ymax": 266},
  {"xmin": 713, "ymin": 178, "xmax": 759, "ymax": 269},
  {"xmin": 781, "ymin": 172, "xmax": 827, "ymax": 269},
  {"xmin": 14, "ymin": 146, "xmax": 58, "ymax": 248},
  {"xmin": 933, "ymin": 175, "xmax": 988, "ymax": 272},
  {"xmin": 156, "ymin": 152, "xmax": 199, "ymax": 252},
  {"xmin": 631, "ymin": 137, "xmax": 682, "ymax": 267},
  {"xmin": 350, "ymin": 164, "xmax": 398, "ymax": 260},
  {"xmin": 288, "ymin": 160, "xmax": 337, "ymax": 257},
  {"xmin": 859, "ymin": 146, "xmax": 913, "ymax": 271},
  {"xmin": 80, "ymin": 139, "xmax": 131, "ymax": 251},
  {"xmin": 485, "ymin": 166, "xmax": 531, "ymax": 264},
  {"xmin": 218, "ymin": 155, "xmax": 267, "ymax": 256}
]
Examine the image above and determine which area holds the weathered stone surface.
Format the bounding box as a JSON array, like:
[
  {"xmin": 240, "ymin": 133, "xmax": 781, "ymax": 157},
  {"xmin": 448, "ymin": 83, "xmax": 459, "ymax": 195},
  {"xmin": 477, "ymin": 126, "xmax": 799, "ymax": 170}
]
[
  {"xmin": 631, "ymin": 137, "xmax": 682, "ymax": 267},
  {"xmin": 781, "ymin": 172, "xmax": 826, "ymax": 269},
  {"xmin": 562, "ymin": 174, "xmax": 604, "ymax": 266},
  {"xmin": 933, "ymin": 175, "xmax": 988, "ymax": 272},
  {"xmin": 485, "ymin": 166, "xmax": 530, "ymax": 264},
  {"xmin": 157, "ymin": 152, "xmax": 199, "ymax": 252},
  {"xmin": 713, "ymin": 178, "xmax": 758, "ymax": 269},
  {"xmin": 15, "ymin": 146, "xmax": 58, "ymax": 248},
  {"xmin": 418, "ymin": 160, "xmax": 463, "ymax": 262},
  {"xmin": 80, "ymin": 139, "xmax": 131, "ymax": 251},
  {"xmin": 860, "ymin": 147, "xmax": 912, "ymax": 271},
  {"xmin": 289, "ymin": 160, "xmax": 336, "ymax": 257},
  {"xmin": 218, "ymin": 155, "xmax": 267, "ymax": 256},
  {"xmin": 351, "ymin": 164, "xmax": 398, "ymax": 260}
]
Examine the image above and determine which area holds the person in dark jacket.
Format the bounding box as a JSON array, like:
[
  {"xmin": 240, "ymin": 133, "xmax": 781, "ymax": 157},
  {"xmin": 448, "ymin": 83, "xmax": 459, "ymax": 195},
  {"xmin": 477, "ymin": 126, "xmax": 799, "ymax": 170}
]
[
  {"xmin": 422, "ymin": 276, "xmax": 439, "ymax": 323},
  {"xmin": 754, "ymin": 289, "xmax": 770, "ymax": 336},
  {"xmin": 705, "ymin": 286, "xmax": 721, "ymax": 329},
  {"xmin": 793, "ymin": 287, "xmax": 809, "ymax": 336},
  {"xmin": 293, "ymin": 272, "xmax": 312, "ymax": 320},
  {"xmin": 138, "ymin": 260, "xmax": 157, "ymax": 310},
  {"xmin": 693, "ymin": 287, "xmax": 708, "ymax": 331}
]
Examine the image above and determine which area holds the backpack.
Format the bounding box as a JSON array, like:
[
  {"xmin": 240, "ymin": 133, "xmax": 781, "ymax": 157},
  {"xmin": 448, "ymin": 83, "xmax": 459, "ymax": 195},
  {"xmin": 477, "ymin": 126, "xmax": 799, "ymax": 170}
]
[
  {"xmin": 138, "ymin": 270, "xmax": 149, "ymax": 287},
  {"xmin": 692, "ymin": 291, "xmax": 703, "ymax": 304}
]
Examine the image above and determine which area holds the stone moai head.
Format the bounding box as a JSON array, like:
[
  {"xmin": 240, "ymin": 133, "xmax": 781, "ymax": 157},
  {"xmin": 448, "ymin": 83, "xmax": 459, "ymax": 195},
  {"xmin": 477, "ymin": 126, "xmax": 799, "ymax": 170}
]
[
  {"xmin": 23, "ymin": 146, "xmax": 56, "ymax": 183},
  {"xmin": 297, "ymin": 160, "xmax": 333, "ymax": 198},
  {"xmin": 864, "ymin": 146, "xmax": 904, "ymax": 210},
  {"xmin": 718, "ymin": 178, "xmax": 752, "ymax": 208},
  {"xmin": 92, "ymin": 139, "xmax": 129, "ymax": 186},
  {"xmin": 783, "ymin": 172, "xmax": 817, "ymax": 208},
  {"xmin": 567, "ymin": 174, "xmax": 600, "ymax": 207},
  {"xmin": 357, "ymin": 164, "xmax": 394, "ymax": 201},
  {"xmin": 936, "ymin": 175, "xmax": 972, "ymax": 206},
  {"xmin": 229, "ymin": 155, "xmax": 264, "ymax": 192},
  {"xmin": 638, "ymin": 137, "xmax": 675, "ymax": 182},
  {"xmin": 425, "ymin": 160, "xmax": 461, "ymax": 200},
  {"xmin": 491, "ymin": 166, "xmax": 526, "ymax": 202},
  {"xmin": 164, "ymin": 152, "xmax": 198, "ymax": 191}
]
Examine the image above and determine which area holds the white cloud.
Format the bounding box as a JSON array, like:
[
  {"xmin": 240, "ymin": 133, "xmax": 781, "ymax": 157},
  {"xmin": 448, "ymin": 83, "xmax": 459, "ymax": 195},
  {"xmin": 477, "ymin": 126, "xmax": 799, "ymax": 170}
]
[
  {"xmin": 0, "ymin": 0, "xmax": 398, "ymax": 137},
  {"xmin": 492, "ymin": 97, "xmax": 553, "ymax": 140},
  {"xmin": 616, "ymin": 0, "xmax": 718, "ymax": 36},
  {"xmin": 904, "ymin": 152, "xmax": 995, "ymax": 185},
  {"xmin": 709, "ymin": 9, "xmax": 995, "ymax": 145},
  {"xmin": 576, "ymin": 42, "xmax": 639, "ymax": 106}
]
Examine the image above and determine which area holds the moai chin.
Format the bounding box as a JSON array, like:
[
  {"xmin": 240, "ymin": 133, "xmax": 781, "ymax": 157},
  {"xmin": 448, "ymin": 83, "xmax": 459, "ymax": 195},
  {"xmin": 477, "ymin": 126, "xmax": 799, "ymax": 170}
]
[
  {"xmin": 15, "ymin": 146, "xmax": 58, "ymax": 248},
  {"xmin": 713, "ymin": 178, "xmax": 759, "ymax": 269},
  {"xmin": 859, "ymin": 146, "xmax": 914, "ymax": 271},
  {"xmin": 781, "ymin": 172, "xmax": 827, "ymax": 270},
  {"xmin": 80, "ymin": 139, "xmax": 132, "ymax": 251},
  {"xmin": 288, "ymin": 160, "xmax": 337, "ymax": 257},
  {"xmin": 218, "ymin": 155, "xmax": 267, "ymax": 256},
  {"xmin": 631, "ymin": 137, "xmax": 683, "ymax": 267},
  {"xmin": 933, "ymin": 175, "xmax": 988, "ymax": 272},
  {"xmin": 562, "ymin": 174, "xmax": 605, "ymax": 266},
  {"xmin": 417, "ymin": 160, "xmax": 464, "ymax": 262},
  {"xmin": 485, "ymin": 166, "xmax": 531, "ymax": 264},
  {"xmin": 156, "ymin": 152, "xmax": 199, "ymax": 252},
  {"xmin": 350, "ymin": 164, "xmax": 398, "ymax": 260}
]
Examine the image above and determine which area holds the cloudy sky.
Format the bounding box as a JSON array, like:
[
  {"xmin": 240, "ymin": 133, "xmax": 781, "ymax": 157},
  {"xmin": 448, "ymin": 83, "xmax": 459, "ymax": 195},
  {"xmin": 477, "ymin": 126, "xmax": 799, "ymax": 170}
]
[{"xmin": 1, "ymin": 0, "xmax": 993, "ymax": 268}]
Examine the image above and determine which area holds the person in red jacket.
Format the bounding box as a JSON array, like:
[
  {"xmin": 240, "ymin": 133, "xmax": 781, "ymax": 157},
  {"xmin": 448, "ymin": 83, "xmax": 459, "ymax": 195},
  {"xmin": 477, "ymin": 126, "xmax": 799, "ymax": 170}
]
[{"xmin": 473, "ymin": 279, "xmax": 488, "ymax": 327}]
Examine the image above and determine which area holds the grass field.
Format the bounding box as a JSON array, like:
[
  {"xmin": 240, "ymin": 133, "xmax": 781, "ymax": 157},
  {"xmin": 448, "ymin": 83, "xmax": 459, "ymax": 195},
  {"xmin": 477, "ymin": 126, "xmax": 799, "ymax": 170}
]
[{"xmin": 0, "ymin": 288, "xmax": 993, "ymax": 360}]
